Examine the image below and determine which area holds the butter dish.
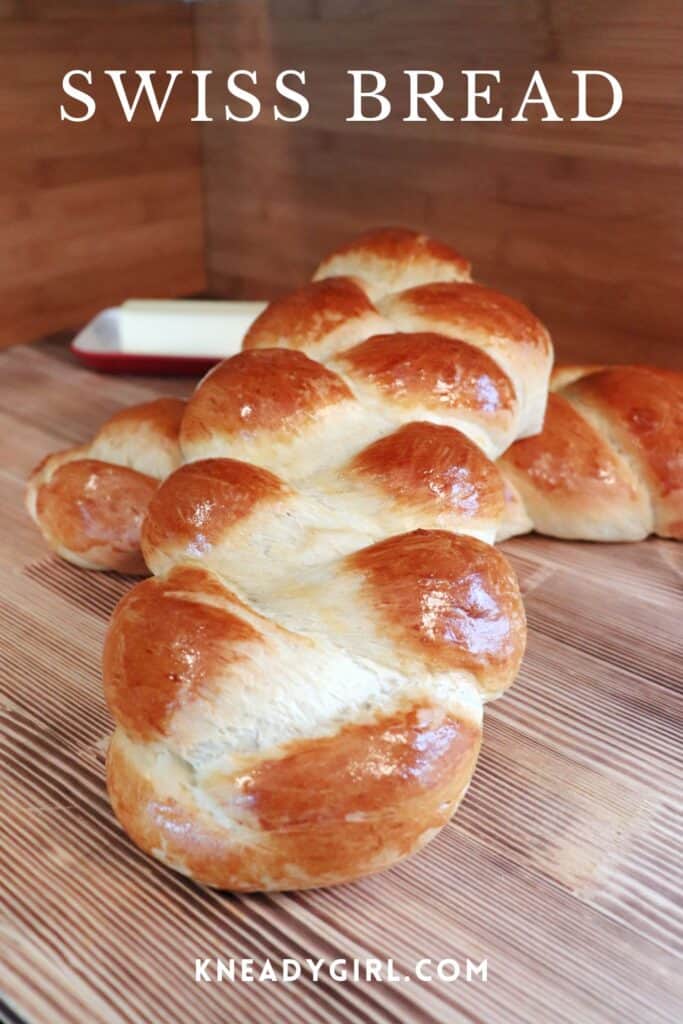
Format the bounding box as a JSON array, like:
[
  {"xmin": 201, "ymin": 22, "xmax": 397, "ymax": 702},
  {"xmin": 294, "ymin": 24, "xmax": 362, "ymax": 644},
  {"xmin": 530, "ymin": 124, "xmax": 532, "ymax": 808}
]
[{"xmin": 70, "ymin": 299, "xmax": 267, "ymax": 375}]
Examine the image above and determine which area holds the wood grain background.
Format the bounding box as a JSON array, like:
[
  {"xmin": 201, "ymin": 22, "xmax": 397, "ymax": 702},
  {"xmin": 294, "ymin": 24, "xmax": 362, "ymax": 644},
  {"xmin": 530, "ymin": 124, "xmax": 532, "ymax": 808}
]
[
  {"xmin": 0, "ymin": 343, "xmax": 681, "ymax": 1023},
  {"xmin": 1, "ymin": 7, "xmax": 682, "ymax": 1022},
  {"xmin": 3, "ymin": 0, "xmax": 682, "ymax": 369},
  {"xmin": 197, "ymin": 0, "xmax": 683, "ymax": 368},
  {"xmin": 0, "ymin": 0, "xmax": 206, "ymax": 349}
]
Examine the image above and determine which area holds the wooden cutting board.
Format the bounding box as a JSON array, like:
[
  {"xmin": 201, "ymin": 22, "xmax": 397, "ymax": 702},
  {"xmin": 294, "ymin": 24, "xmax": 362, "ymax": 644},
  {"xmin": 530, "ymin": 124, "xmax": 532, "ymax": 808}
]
[{"xmin": 0, "ymin": 341, "xmax": 681, "ymax": 1024}]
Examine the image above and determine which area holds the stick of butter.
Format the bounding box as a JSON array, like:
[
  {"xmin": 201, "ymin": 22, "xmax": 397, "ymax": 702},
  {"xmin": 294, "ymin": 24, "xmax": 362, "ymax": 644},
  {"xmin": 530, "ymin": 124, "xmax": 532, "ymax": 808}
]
[{"xmin": 118, "ymin": 299, "xmax": 268, "ymax": 358}]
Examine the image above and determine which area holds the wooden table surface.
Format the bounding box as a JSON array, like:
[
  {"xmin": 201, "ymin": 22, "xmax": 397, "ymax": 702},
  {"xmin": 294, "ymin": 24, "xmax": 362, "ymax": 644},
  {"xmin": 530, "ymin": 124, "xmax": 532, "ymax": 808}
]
[{"xmin": 0, "ymin": 341, "xmax": 681, "ymax": 1024}]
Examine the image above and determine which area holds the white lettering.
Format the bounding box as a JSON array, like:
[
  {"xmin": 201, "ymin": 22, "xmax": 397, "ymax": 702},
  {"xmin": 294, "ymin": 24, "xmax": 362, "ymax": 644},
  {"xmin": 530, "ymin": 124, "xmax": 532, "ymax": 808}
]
[
  {"xmin": 274, "ymin": 69, "xmax": 309, "ymax": 122},
  {"xmin": 225, "ymin": 69, "xmax": 260, "ymax": 122},
  {"xmin": 60, "ymin": 70, "xmax": 96, "ymax": 122},
  {"xmin": 461, "ymin": 70, "xmax": 503, "ymax": 121},
  {"xmin": 105, "ymin": 69, "xmax": 182, "ymax": 123},
  {"xmin": 404, "ymin": 70, "xmax": 453, "ymax": 122},
  {"xmin": 572, "ymin": 70, "xmax": 623, "ymax": 121},
  {"xmin": 347, "ymin": 70, "xmax": 391, "ymax": 121},
  {"xmin": 191, "ymin": 69, "xmax": 213, "ymax": 122},
  {"xmin": 511, "ymin": 69, "xmax": 563, "ymax": 122}
]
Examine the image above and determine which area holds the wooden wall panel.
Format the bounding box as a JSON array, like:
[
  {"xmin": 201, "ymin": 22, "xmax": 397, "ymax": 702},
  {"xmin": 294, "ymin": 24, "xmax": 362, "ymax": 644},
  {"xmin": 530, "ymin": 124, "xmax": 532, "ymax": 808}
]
[
  {"xmin": 0, "ymin": 0, "xmax": 206, "ymax": 349},
  {"xmin": 197, "ymin": 0, "xmax": 683, "ymax": 367}
]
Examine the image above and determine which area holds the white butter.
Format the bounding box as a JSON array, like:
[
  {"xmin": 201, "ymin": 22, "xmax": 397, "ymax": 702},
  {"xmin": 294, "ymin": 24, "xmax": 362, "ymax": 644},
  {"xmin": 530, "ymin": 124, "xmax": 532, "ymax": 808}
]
[{"xmin": 118, "ymin": 299, "xmax": 268, "ymax": 358}]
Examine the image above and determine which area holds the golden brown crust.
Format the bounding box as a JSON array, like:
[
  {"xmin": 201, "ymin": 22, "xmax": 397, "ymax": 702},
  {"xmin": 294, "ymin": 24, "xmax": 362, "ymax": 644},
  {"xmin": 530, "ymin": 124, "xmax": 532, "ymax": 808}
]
[
  {"xmin": 550, "ymin": 364, "xmax": 605, "ymax": 391},
  {"xmin": 336, "ymin": 330, "xmax": 516, "ymax": 418},
  {"xmin": 377, "ymin": 282, "xmax": 552, "ymax": 440},
  {"xmin": 34, "ymin": 459, "xmax": 157, "ymax": 573},
  {"xmin": 142, "ymin": 458, "xmax": 290, "ymax": 570},
  {"xmin": 97, "ymin": 397, "xmax": 185, "ymax": 445},
  {"xmin": 27, "ymin": 397, "xmax": 186, "ymax": 571},
  {"xmin": 314, "ymin": 226, "xmax": 472, "ymax": 296},
  {"xmin": 381, "ymin": 282, "xmax": 551, "ymax": 356},
  {"xmin": 501, "ymin": 393, "xmax": 638, "ymax": 501},
  {"xmin": 107, "ymin": 703, "xmax": 480, "ymax": 891},
  {"xmin": 322, "ymin": 226, "xmax": 469, "ymax": 267},
  {"xmin": 88, "ymin": 397, "xmax": 185, "ymax": 480},
  {"xmin": 565, "ymin": 366, "xmax": 683, "ymax": 538},
  {"xmin": 347, "ymin": 422, "xmax": 504, "ymax": 522},
  {"xmin": 39, "ymin": 226, "xmax": 537, "ymax": 892},
  {"xmin": 103, "ymin": 566, "xmax": 261, "ymax": 742},
  {"xmin": 497, "ymin": 392, "xmax": 649, "ymax": 541},
  {"xmin": 105, "ymin": 514, "xmax": 523, "ymax": 890},
  {"xmin": 499, "ymin": 365, "xmax": 683, "ymax": 541},
  {"xmin": 242, "ymin": 277, "xmax": 388, "ymax": 360},
  {"xmin": 349, "ymin": 530, "xmax": 526, "ymax": 696},
  {"xmin": 180, "ymin": 349, "xmax": 353, "ymax": 451},
  {"xmin": 235, "ymin": 704, "xmax": 478, "ymax": 830}
]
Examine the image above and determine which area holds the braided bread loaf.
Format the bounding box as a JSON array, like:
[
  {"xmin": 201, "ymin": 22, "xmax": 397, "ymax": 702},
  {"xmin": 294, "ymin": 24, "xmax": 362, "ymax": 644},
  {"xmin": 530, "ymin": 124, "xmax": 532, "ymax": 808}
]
[
  {"xmin": 106, "ymin": 524, "xmax": 525, "ymax": 891},
  {"xmin": 98, "ymin": 229, "xmax": 539, "ymax": 890},
  {"xmin": 247, "ymin": 227, "xmax": 553, "ymax": 446},
  {"xmin": 497, "ymin": 364, "xmax": 683, "ymax": 541},
  {"xmin": 27, "ymin": 228, "xmax": 553, "ymax": 572},
  {"xmin": 26, "ymin": 340, "xmax": 510, "ymax": 574}
]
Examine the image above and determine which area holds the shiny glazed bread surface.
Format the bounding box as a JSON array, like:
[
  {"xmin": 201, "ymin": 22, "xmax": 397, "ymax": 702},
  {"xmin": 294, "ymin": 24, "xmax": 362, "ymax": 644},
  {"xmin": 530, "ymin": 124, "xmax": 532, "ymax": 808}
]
[
  {"xmin": 28, "ymin": 228, "xmax": 553, "ymax": 572},
  {"xmin": 24, "ymin": 227, "xmax": 537, "ymax": 891},
  {"xmin": 26, "ymin": 398, "xmax": 185, "ymax": 573},
  {"xmin": 105, "ymin": 528, "xmax": 525, "ymax": 891},
  {"xmin": 497, "ymin": 365, "xmax": 683, "ymax": 541},
  {"xmin": 247, "ymin": 226, "xmax": 554, "ymax": 446}
]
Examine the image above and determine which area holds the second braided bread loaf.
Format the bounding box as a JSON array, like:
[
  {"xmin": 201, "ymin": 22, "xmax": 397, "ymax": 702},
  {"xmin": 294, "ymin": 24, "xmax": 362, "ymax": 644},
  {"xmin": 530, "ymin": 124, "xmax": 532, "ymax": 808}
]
[{"xmin": 498, "ymin": 364, "xmax": 683, "ymax": 541}]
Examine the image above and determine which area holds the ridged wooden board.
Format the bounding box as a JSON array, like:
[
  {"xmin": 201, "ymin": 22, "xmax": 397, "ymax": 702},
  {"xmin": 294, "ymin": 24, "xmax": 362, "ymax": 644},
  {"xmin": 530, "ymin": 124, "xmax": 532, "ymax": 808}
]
[{"xmin": 0, "ymin": 342, "xmax": 681, "ymax": 1024}]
